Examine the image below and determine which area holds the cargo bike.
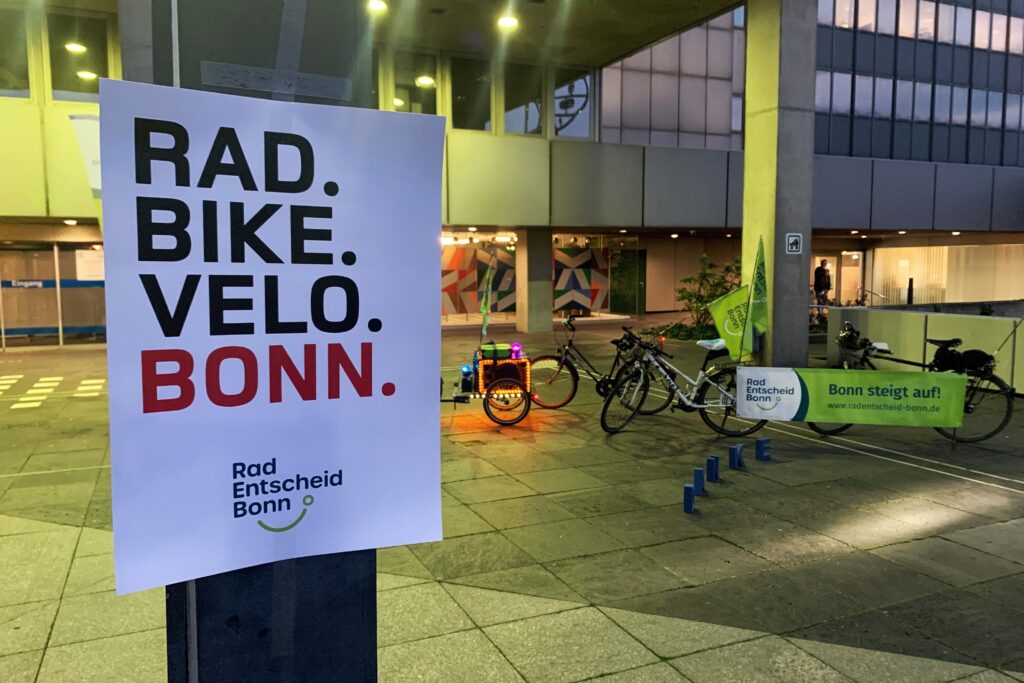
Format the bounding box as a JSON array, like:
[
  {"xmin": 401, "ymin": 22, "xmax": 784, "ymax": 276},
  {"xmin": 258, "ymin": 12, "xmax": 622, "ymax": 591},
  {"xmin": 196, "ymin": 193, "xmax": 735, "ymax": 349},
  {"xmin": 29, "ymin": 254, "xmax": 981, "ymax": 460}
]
[{"xmin": 441, "ymin": 342, "xmax": 534, "ymax": 426}]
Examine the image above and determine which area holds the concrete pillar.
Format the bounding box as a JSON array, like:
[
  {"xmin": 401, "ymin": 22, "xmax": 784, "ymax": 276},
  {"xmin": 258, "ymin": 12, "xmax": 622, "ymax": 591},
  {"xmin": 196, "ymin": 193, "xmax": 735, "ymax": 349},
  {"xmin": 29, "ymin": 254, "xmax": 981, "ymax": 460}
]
[
  {"xmin": 515, "ymin": 228, "xmax": 553, "ymax": 333},
  {"xmin": 742, "ymin": 0, "xmax": 817, "ymax": 367}
]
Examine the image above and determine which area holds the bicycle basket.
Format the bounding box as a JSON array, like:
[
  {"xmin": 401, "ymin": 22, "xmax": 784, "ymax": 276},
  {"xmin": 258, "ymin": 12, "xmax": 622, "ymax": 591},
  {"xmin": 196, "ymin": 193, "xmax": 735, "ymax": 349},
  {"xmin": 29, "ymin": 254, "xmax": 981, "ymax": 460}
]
[
  {"xmin": 932, "ymin": 346, "xmax": 963, "ymax": 373},
  {"xmin": 961, "ymin": 349, "xmax": 995, "ymax": 373}
]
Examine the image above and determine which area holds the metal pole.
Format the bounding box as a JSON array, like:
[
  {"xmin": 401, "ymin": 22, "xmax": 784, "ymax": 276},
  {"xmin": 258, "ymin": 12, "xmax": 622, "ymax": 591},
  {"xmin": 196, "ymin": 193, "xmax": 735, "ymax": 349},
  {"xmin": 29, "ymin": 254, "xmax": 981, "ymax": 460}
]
[
  {"xmin": 907, "ymin": 277, "xmax": 914, "ymax": 306},
  {"xmin": 53, "ymin": 244, "xmax": 64, "ymax": 346},
  {"xmin": 0, "ymin": 266, "xmax": 6, "ymax": 352}
]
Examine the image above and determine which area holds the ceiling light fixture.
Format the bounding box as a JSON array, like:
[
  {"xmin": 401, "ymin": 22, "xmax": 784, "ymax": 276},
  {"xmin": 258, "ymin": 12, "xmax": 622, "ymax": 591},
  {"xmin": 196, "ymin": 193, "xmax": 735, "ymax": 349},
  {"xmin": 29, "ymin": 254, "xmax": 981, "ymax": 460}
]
[
  {"xmin": 392, "ymin": 97, "xmax": 405, "ymax": 107},
  {"xmin": 495, "ymin": 235, "xmax": 513, "ymax": 243},
  {"xmin": 497, "ymin": 14, "xmax": 520, "ymax": 31},
  {"xmin": 952, "ymin": 231, "xmax": 961, "ymax": 236},
  {"xmin": 415, "ymin": 75, "xmax": 436, "ymax": 88},
  {"xmin": 618, "ymin": 229, "xmax": 627, "ymax": 234},
  {"xmin": 367, "ymin": 0, "xmax": 388, "ymax": 15},
  {"xmin": 898, "ymin": 230, "xmax": 907, "ymax": 235},
  {"xmin": 63, "ymin": 219, "xmax": 77, "ymax": 226},
  {"xmin": 671, "ymin": 234, "xmax": 679, "ymax": 239},
  {"xmin": 76, "ymin": 70, "xmax": 98, "ymax": 81},
  {"xmin": 850, "ymin": 230, "xmax": 859, "ymax": 235},
  {"xmin": 467, "ymin": 226, "xmax": 477, "ymax": 232},
  {"xmin": 64, "ymin": 41, "xmax": 87, "ymax": 54}
]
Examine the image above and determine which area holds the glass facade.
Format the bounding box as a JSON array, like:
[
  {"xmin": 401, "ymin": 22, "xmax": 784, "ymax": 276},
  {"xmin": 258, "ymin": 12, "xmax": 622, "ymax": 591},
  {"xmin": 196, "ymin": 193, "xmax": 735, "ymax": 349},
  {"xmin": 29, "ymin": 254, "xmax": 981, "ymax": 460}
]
[
  {"xmin": 600, "ymin": 9, "xmax": 746, "ymax": 150},
  {"xmin": 0, "ymin": 7, "xmax": 30, "ymax": 98},
  {"xmin": 816, "ymin": 0, "xmax": 1024, "ymax": 165},
  {"xmin": 48, "ymin": 12, "xmax": 109, "ymax": 102},
  {"xmin": 504, "ymin": 63, "xmax": 543, "ymax": 135},
  {"xmin": 451, "ymin": 57, "xmax": 492, "ymax": 131},
  {"xmin": 393, "ymin": 52, "xmax": 437, "ymax": 115}
]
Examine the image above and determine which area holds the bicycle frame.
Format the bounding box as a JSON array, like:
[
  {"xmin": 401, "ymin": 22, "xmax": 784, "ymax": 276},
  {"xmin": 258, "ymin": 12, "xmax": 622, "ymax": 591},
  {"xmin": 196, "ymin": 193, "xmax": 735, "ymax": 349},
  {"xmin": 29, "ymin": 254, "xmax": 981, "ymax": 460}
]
[
  {"xmin": 552, "ymin": 318, "xmax": 633, "ymax": 384},
  {"xmin": 639, "ymin": 348, "xmax": 734, "ymax": 410}
]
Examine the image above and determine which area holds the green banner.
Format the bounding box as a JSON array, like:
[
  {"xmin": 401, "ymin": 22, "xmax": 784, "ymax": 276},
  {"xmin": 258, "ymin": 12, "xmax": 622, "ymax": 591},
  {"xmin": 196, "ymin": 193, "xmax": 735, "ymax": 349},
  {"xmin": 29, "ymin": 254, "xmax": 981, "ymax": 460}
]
[
  {"xmin": 708, "ymin": 285, "xmax": 752, "ymax": 360},
  {"xmin": 736, "ymin": 367, "xmax": 968, "ymax": 427},
  {"xmin": 750, "ymin": 237, "xmax": 768, "ymax": 334}
]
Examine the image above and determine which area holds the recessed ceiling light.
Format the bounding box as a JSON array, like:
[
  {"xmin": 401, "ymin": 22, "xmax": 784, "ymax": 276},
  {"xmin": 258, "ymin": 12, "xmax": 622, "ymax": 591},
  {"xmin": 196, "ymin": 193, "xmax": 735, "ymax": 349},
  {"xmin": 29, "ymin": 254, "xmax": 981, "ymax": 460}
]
[
  {"xmin": 498, "ymin": 14, "xmax": 520, "ymax": 31},
  {"xmin": 670, "ymin": 234, "xmax": 679, "ymax": 239},
  {"xmin": 861, "ymin": 235, "xmax": 867, "ymax": 239},
  {"xmin": 898, "ymin": 230, "xmax": 907, "ymax": 235},
  {"xmin": 392, "ymin": 97, "xmax": 405, "ymax": 107},
  {"xmin": 415, "ymin": 75, "xmax": 436, "ymax": 88},
  {"xmin": 467, "ymin": 226, "xmax": 477, "ymax": 232},
  {"xmin": 367, "ymin": 0, "xmax": 388, "ymax": 14},
  {"xmin": 952, "ymin": 231, "xmax": 961, "ymax": 236},
  {"xmin": 63, "ymin": 219, "xmax": 77, "ymax": 226},
  {"xmin": 64, "ymin": 41, "xmax": 87, "ymax": 54},
  {"xmin": 850, "ymin": 230, "xmax": 859, "ymax": 235},
  {"xmin": 726, "ymin": 234, "xmax": 732, "ymax": 238},
  {"xmin": 76, "ymin": 70, "xmax": 98, "ymax": 81}
]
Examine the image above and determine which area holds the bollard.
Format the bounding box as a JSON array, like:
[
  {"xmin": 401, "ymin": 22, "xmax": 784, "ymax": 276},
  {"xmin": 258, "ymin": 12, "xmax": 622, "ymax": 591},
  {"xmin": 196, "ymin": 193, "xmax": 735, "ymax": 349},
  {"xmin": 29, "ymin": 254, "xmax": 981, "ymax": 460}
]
[
  {"xmin": 706, "ymin": 456, "xmax": 719, "ymax": 483},
  {"xmin": 693, "ymin": 467, "xmax": 705, "ymax": 496},
  {"xmin": 755, "ymin": 437, "xmax": 772, "ymax": 461},
  {"xmin": 683, "ymin": 484, "xmax": 696, "ymax": 513},
  {"xmin": 728, "ymin": 443, "xmax": 745, "ymax": 469}
]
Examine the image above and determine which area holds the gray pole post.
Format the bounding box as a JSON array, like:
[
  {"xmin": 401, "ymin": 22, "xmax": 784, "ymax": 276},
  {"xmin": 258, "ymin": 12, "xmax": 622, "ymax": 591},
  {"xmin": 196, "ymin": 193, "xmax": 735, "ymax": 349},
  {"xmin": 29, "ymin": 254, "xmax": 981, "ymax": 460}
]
[
  {"xmin": 53, "ymin": 244, "xmax": 64, "ymax": 346},
  {"xmin": 118, "ymin": 1, "xmax": 378, "ymax": 680}
]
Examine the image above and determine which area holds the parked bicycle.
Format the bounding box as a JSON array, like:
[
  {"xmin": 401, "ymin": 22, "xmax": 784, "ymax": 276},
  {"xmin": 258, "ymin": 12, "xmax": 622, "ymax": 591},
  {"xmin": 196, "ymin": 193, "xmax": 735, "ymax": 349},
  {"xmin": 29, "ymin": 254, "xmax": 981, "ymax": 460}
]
[
  {"xmin": 600, "ymin": 329, "xmax": 768, "ymax": 437},
  {"xmin": 529, "ymin": 314, "xmax": 654, "ymax": 410},
  {"xmin": 808, "ymin": 322, "xmax": 1015, "ymax": 443}
]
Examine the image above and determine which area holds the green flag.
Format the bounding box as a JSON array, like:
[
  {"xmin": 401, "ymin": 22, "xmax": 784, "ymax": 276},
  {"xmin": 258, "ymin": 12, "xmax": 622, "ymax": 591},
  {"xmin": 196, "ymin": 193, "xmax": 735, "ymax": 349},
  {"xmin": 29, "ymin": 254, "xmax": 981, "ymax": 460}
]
[
  {"xmin": 479, "ymin": 259, "xmax": 495, "ymax": 339},
  {"xmin": 751, "ymin": 237, "xmax": 768, "ymax": 334},
  {"xmin": 708, "ymin": 285, "xmax": 753, "ymax": 360}
]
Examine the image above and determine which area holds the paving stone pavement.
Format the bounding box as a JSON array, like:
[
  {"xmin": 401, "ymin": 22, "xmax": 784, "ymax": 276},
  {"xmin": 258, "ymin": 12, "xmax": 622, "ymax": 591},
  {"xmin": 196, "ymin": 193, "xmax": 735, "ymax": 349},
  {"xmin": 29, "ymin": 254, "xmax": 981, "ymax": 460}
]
[{"xmin": 2, "ymin": 326, "xmax": 1024, "ymax": 682}]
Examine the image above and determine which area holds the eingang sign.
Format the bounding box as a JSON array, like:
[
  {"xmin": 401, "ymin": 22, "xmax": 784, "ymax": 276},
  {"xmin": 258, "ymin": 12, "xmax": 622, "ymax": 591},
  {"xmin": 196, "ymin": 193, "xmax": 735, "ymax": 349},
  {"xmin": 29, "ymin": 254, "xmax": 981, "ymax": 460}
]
[
  {"xmin": 101, "ymin": 80, "xmax": 445, "ymax": 594},
  {"xmin": 736, "ymin": 367, "xmax": 967, "ymax": 427}
]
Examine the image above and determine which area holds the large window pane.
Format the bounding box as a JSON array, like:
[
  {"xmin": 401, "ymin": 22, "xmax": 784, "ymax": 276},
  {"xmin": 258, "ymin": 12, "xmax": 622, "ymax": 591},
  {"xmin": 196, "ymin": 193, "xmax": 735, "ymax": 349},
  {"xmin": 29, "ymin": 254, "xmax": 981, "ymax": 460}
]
[
  {"xmin": 707, "ymin": 29, "xmax": 733, "ymax": 78},
  {"xmin": 815, "ymin": 70, "xmax": 832, "ymax": 112},
  {"xmin": 451, "ymin": 58, "xmax": 492, "ymax": 130},
  {"xmin": 975, "ymin": 11, "xmax": 991, "ymax": 50},
  {"xmin": 917, "ymin": 1, "xmax": 935, "ymax": 41},
  {"xmin": 914, "ymin": 82, "xmax": 931, "ymax": 121},
  {"xmin": 955, "ymin": 7, "xmax": 972, "ymax": 46},
  {"xmin": 875, "ymin": 77, "xmax": 894, "ymax": 117},
  {"xmin": 970, "ymin": 89, "xmax": 987, "ymax": 127},
  {"xmin": 1011, "ymin": 17, "xmax": 1024, "ymax": 55},
  {"xmin": 895, "ymin": 80, "xmax": 913, "ymax": 119},
  {"xmin": 706, "ymin": 78, "xmax": 732, "ymax": 134},
  {"xmin": 877, "ymin": 0, "xmax": 897, "ymax": 34},
  {"xmin": 393, "ymin": 52, "xmax": 436, "ymax": 115},
  {"xmin": 650, "ymin": 73, "xmax": 679, "ymax": 131},
  {"xmin": 897, "ymin": 0, "xmax": 916, "ymax": 38},
  {"xmin": 621, "ymin": 68, "xmax": 651, "ymax": 129},
  {"xmin": 601, "ymin": 67, "xmax": 622, "ymax": 128},
  {"xmin": 937, "ymin": 4, "xmax": 954, "ymax": 44},
  {"xmin": 0, "ymin": 8, "xmax": 29, "ymax": 97},
  {"xmin": 48, "ymin": 13, "xmax": 109, "ymax": 102},
  {"xmin": 504, "ymin": 63, "xmax": 543, "ymax": 135},
  {"xmin": 731, "ymin": 96, "xmax": 743, "ymax": 133},
  {"xmin": 835, "ymin": 0, "xmax": 855, "ymax": 28},
  {"xmin": 855, "ymin": 75, "xmax": 874, "ymax": 116},
  {"xmin": 818, "ymin": 0, "xmax": 834, "ymax": 25},
  {"xmin": 858, "ymin": 0, "xmax": 876, "ymax": 31},
  {"xmin": 952, "ymin": 86, "xmax": 969, "ymax": 125},
  {"xmin": 934, "ymin": 84, "xmax": 951, "ymax": 123},
  {"xmin": 679, "ymin": 76, "xmax": 706, "ymax": 131},
  {"xmin": 554, "ymin": 68, "xmax": 591, "ymax": 138},
  {"xmin": 1006, "ymin": 93, "xmax": 1022, "ymax": 131},
  {"xmin": 680, "ymin": 27, "xmax": 707, "ymax": 76},
  {"xmin": 988, "ymin": 91, "xmax": 1004, "ymax": 128},
  {"xmin": 832, "ymin": 72, "xmax": 852, "ymax": 113},
  {"xmin": 991, "ymin": 14, "xmax": 1008, "ymax": 53}
]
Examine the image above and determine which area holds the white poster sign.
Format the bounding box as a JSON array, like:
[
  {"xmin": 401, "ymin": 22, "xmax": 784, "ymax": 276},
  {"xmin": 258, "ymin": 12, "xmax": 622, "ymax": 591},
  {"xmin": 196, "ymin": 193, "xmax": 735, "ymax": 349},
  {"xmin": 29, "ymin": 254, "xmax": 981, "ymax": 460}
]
[
  {"xmin": 75, "ymin": 249, "xmax": 105, "ymax": 281},
  {"xmin": 100, "ymin": 80, "xmax": 445, "ymax": 594}
]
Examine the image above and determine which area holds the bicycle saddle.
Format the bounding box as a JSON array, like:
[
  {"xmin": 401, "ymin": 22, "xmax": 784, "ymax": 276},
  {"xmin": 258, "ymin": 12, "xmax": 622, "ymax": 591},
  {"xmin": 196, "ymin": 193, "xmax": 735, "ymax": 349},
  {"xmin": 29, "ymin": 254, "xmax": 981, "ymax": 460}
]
[
  {"xmin": 926, "ymin": 338, "xmax": 962, "ymax": 348},
  {"xmin": 696, "ymin": 339, "xmax": 727, "ymax": 352}
]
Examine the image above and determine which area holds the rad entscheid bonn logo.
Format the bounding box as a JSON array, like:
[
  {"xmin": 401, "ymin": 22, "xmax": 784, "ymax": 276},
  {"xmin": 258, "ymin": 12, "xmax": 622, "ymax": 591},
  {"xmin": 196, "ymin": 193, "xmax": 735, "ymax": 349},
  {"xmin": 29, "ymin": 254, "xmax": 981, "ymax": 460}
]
[{"xmin": 232, "ymin": 458, "xmax": 343, "ymax": 532}]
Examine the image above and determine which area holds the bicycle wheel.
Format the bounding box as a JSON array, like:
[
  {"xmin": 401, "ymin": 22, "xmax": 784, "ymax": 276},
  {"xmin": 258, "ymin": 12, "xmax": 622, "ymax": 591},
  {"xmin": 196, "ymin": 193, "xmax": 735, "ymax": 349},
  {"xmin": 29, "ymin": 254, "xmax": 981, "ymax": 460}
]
[
  {"xmin": 935, "ymin": 373, "xmax": 1014, "ymax": 443},
  {"xmin": 483, "ymin": 378, "xmax": 531, "ymax": 427},
  {"xmin": 807, "ymin": 422, "xmax": 854, "ymax": 437},
  {"xmin": 600, "ymin": 366, "xmax": 649, "ymax": 434},
  {"xmin": 626, "ymin": 362, "xmax": 675, "ymax": 416},
  {"xmin": 529, "ymin": 355, "xmax": 579, "ymax": 409},
  {"xmin": 696, "ymin": 366, "xmax": 767, "ymax": 437}
]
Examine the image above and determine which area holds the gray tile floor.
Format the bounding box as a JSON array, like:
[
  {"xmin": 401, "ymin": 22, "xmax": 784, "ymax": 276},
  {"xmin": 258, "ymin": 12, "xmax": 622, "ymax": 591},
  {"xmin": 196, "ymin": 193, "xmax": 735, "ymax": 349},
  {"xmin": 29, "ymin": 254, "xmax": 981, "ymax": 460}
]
[{"xmin": 2, "ymin": 323, "xmax": 1024, "ymax": 682}]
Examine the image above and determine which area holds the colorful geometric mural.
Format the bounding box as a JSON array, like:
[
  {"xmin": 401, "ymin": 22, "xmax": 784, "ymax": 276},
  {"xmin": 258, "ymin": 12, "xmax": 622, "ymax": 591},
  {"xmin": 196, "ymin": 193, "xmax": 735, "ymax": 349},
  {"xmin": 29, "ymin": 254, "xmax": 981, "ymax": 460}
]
[
  {"xmin": 554, "ymin": 247, "xmax": 610, "ymax": 312},
  {"xmin": 441, "ymin": 246, "xmax": 517, "ymax": 315},
  {"xmin": 442, "ymin": 245, "xmax": 611, "ymax": 316}
]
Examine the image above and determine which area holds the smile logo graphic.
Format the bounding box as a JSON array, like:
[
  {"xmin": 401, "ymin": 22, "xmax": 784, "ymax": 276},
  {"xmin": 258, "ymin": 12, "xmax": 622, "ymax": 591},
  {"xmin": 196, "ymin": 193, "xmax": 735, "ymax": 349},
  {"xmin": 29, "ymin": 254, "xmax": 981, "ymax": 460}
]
[
  {"xmin": 754, "ymin": 397, "xmax": 781, "ymax": 411},
  {"xmin": 258, "ymin": 495, "xmax": 315, "ymax": 533},
  {"xmin": 232, "ymin": 458, "xmax": 343, "ymax": 533}
]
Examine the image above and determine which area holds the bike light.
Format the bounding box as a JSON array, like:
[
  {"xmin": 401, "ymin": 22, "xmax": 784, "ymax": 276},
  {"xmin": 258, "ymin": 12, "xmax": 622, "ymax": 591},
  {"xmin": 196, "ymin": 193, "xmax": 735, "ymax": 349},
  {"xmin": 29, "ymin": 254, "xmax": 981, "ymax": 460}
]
[
  {"xmin": 461, "ymin": 365, "xmax": 472, "ymax": 375},
  {"xmin": 510, "ymin": 342, "xmax": 523, "ymax": 359},
  {"xmin": 659, "ymin": 336, "xmax": 666, "ymax": 344}
]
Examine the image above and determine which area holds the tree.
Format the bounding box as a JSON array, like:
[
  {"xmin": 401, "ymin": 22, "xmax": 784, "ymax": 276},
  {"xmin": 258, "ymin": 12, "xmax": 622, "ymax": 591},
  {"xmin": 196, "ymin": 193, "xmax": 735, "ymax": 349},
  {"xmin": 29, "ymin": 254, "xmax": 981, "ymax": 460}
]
[{"xmin": 676, "ymin": 254, "xmax": 741, "ymax": 328}]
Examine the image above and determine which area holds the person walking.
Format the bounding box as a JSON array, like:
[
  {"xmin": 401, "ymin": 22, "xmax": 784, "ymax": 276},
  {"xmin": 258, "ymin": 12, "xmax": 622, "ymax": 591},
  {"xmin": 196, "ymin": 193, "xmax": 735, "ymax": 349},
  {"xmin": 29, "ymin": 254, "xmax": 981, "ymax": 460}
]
[{"xmin": 813, "ymin": 259, "xmax": 832, "ymax": 324}]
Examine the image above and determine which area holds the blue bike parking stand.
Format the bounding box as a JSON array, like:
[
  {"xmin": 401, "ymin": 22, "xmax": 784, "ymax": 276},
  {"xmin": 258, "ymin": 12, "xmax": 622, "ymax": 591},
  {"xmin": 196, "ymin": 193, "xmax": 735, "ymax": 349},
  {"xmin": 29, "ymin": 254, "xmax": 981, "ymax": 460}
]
[
  {"xmin": 706, "ymin": 456, "xmax": 720, "ymax": 482},
  {"xmin": 756, "ymin": 438, "xmax": 772, "ymax": 461},
  {"xmin": 728, "ymin": 444, "xmax": 745, "ymax": 469},
  {"xmin": 683, "ymin": 484, "xmax": 696, "ymax": 513}
]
